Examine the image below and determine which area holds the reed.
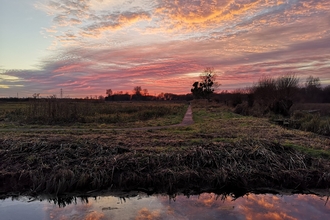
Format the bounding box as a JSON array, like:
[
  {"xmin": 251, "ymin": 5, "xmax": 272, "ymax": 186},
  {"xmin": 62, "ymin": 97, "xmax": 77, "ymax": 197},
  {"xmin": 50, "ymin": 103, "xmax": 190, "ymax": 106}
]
[{"xmin": 1, "ymin": 137, "xmax": 329, "ymax": 196}]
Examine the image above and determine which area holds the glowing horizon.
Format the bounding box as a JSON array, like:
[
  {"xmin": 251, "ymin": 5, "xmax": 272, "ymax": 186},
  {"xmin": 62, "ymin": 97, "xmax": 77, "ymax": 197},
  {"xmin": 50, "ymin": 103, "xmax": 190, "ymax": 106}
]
[{"xmin": 1, "ymin": 0, "xmax": 330, "ymax": 98}]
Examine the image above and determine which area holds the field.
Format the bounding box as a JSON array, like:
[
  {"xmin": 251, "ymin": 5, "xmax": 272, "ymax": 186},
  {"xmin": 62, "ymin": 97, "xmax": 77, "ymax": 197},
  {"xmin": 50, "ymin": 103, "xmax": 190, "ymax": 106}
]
[
  {"xmin": 0, "ymin": 100, "xmax": 188, "ymax": 128},
  {"xmin": 0, "ymin": 100, "xmax": 330, "ymax": 198}
]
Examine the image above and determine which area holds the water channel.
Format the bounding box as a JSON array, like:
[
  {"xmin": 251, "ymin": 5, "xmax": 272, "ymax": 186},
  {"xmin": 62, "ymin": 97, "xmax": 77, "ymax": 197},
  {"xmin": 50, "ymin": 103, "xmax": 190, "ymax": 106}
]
[{"xmin": 1, "ymin": 192, "xmax": 329, "ymax": 219}]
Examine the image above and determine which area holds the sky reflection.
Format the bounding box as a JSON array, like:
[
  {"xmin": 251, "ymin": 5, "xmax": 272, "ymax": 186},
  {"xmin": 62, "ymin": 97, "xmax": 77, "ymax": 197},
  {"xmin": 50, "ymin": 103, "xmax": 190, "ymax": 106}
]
[{"xmin": 0, "ymin": 193, "xmax": 329, "ymax": 220}]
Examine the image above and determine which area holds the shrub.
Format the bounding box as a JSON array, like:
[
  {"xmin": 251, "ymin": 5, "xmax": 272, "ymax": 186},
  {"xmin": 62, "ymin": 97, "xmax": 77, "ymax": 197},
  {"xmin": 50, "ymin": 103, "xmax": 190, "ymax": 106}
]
[
  {"xmin": 290, "ymin": 111, "xmax": 330, "ymax": 136},
  {"xmin": 234, "ymin": 103, "xmax": 249, "ymax": 116}
]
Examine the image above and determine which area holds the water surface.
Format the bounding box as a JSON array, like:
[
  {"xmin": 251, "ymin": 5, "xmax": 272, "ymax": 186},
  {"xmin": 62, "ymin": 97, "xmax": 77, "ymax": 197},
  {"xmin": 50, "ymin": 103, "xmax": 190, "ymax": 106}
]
[{"xmin": 1, "ymin": 193, "xmax": 329, "ymax": 220}]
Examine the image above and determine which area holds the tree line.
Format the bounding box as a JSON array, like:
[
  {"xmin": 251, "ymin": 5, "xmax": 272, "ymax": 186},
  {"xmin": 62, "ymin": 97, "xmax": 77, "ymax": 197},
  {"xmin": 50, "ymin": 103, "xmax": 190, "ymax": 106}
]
[
  {"xmin": 104, "ymin": 86, "xmax": 193, "ymax": 101},
  {"xmin": 190, "ymin": 67, "xmax": 330, "ymax": 116},
  {"xmin": 223, "ymin": 76, "xmax": 329, "ymax": 116}
]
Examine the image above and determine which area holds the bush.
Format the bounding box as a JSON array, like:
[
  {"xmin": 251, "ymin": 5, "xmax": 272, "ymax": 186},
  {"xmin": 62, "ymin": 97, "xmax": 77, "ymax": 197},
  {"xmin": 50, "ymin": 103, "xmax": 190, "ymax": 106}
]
[
  {"xmin": 253, "ymin": 75, "xmax": 299, "ymax": 116},
  {"xmin": 234, "ymin": 103, "xmax": 249, "ymax": 116},
  {"xmin": 290, "ymin": 111, "xmax": 330, "ymax": 136},
  {"xmin": 301, "ymin": 114, "xmax": 321, "ymax": 133}
]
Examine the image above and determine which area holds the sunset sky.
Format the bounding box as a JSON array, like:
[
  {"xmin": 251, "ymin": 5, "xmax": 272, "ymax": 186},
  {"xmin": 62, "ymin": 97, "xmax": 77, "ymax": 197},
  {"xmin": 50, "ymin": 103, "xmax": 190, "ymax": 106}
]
[{"xmin": 1, "ymin": 0, "xmax": 330, "ymax": 98}]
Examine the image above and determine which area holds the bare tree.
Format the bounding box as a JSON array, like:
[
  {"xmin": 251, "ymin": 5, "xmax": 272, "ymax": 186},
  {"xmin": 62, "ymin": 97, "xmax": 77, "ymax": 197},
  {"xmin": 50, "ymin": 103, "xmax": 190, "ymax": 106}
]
[
  {"xmin": 305, "ymin": 76, "xmax": 321, "ymax": 89},
  {"xmin": 142, "ymin": 89, "xmax": 149, "ymax": 96},
  {"xmin": 276, "ymin": 74, "xmax": 299, "ymax": 100},
  {"xmin": 253, "ymin": 74, "xmax": 299, "ymax": 115},
  {"xmin": 157, "ymin": 92, "xmax": 165, "ymax": 100},
  {"xmin": 305, "ymin": 76, "xmax": 322, "ymax": 102},
  {"xmin": 32, "ymin": 93, "xmax": 40, "ymax": 99},
  {"xmin": 133, "ymin": 86, "xmax": 142, "ymax": 96},
  {"xmin": 106, "ymin": 89, "xmax": 113, "ymax": 97}
]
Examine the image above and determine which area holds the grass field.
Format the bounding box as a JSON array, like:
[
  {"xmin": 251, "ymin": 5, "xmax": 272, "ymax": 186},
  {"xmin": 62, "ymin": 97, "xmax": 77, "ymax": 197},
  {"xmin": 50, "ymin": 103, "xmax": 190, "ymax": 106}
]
[
  {"xmin": 0, "ymin": 100, "xmax": 188, "ymax": 128},
  {"xmin": 1, "ymin": 100, "xmax": 330, "ymax": 197}
]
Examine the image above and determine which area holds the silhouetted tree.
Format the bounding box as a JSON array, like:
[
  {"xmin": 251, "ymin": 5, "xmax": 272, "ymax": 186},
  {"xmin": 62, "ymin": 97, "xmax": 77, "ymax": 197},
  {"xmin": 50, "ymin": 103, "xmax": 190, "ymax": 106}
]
[
  {"xmin": 32, "ymin": 93, "xmax": 40, "ymax": 99},
  {"xmin": 191, "ymin": 82, "xmax": 204, "ymax": 98},
  {"xmin": 323, "ymin": 85, "xmax": 330, "ymax": 103},
  {"xmin": 164, "ymin": 93, "xmax": 174, "ymax": 100},
  {"xmin": 157, "ymin": 93, "xmax": 165, "ymax": 100},
  {"xmin": 142, "ymin": 89, "xmax": 149, "ymax": 96},
  {"xmin": 191, "ymin": 67, "xmax": 218, "ymax": 99},
  {"xmin": 276, "ymin": 75, "xmax": 300, "ymax": 100},
  {"xmin": 253, "ymin": 76, "xmax": 277, "ymax": 107},
  {"xmin": 133, "ymin": 86, "xmax": 142, "ymax": 96},
  {"xmin": 253, "ymin": 74, "xmax": 299, "ymax": 115},
  {"xmin": 106, "ymin": 89, "xmax": 112, "ymax": 97},
  {"xmin": 304, "ymin": 76, "xmax": 322, "ymax": 102}
]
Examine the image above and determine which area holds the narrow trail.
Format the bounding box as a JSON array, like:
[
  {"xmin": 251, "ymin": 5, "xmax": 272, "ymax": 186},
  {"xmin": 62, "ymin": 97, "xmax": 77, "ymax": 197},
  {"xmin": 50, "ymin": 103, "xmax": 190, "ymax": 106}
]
[
  {"xmin": 0, "ymin": 105, "xmax": 194, "ymax": 132},
  {"xmin": 175, "ymin": 104, "xmax": 193, "ymax": 126}
]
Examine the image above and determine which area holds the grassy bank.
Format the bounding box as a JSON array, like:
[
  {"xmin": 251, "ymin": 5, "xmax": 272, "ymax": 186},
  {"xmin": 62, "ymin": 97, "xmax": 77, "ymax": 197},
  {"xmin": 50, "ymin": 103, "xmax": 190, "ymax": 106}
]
[
  {"xmin": 289, "ymin": 103, "xmax": 330, "ymax": 136},
  {"xmin": 1, "ymin": 100, "xmax": 330, "ymax": 197}
]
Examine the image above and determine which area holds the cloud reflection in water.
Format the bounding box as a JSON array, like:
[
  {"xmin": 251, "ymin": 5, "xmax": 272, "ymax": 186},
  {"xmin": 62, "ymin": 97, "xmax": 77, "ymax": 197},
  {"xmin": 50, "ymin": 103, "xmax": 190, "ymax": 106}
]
[{"xmin": 1, "ymin": 193, "xmax": 329, "ymax": 220}]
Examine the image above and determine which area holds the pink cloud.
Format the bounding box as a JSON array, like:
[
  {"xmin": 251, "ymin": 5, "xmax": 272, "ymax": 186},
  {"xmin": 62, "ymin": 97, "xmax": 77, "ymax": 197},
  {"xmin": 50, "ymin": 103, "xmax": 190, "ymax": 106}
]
[{"xmin": 1, "ymin": 0, "xmax": 330, "ymax": 98}]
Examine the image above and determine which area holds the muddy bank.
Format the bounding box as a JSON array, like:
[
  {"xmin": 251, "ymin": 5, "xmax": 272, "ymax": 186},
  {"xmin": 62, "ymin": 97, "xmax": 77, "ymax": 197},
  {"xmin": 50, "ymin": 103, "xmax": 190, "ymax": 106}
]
[{"xmin": 1, "ymin": 136, "xmax": 330, "ymax": 198}]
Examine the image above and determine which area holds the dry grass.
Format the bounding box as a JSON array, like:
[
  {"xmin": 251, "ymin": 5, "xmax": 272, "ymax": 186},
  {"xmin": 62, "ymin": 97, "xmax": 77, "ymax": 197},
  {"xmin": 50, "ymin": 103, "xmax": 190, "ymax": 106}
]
[
  {"xmin": 0, "ymin": 100, "xmax": 188, "ymax": 128},
  {"xmin": 1, "ymin": 132, "xmax": 329, "ymax": 197},
  {"xmin": 1, "ymin": 100, "xmax": 330, "ymax": 197}
]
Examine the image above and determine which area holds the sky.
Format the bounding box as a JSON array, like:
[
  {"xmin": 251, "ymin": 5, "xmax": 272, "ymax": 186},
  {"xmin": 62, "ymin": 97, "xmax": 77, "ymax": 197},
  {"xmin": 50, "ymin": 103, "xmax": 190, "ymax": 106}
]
[{"xmin": 1, "ymin": 0, "xmax": 330, "ymax": 98}]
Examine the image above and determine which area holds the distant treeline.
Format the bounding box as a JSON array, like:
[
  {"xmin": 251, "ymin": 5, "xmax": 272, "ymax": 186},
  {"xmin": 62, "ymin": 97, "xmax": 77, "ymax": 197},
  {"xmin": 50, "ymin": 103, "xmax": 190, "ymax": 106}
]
[
  {"xmin": 105, "ymin": 93, "xmax": 194, "ymax": 101},
  {"xmin": 1, "ymin": 75, "xmax": 328, "ymax": 107},
  {"xmin": 0, "ymin": 94, "xmax": 193, "ymax": 102},
  {"xmin": 213, "ymin": 75, "xmax": 330, "ymax": 116}
]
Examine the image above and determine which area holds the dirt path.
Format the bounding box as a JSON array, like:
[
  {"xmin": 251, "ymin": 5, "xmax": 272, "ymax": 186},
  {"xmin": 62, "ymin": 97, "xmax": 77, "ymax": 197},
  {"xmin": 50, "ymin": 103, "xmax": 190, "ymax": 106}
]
[
  {"xmin": 177, "ymin": 104, "xmax": 193, "ymax": 126},
  {"xmin": 0, "ymin": 105, "xmax": 193, "ymax": 132}
]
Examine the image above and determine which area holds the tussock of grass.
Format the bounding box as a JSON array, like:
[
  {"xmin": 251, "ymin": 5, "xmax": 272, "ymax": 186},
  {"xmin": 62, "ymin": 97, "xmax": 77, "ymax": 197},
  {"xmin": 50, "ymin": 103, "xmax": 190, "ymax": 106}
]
[{"xmin": 1, "ymin": 137, "xmax": 329, "ymax": 196}]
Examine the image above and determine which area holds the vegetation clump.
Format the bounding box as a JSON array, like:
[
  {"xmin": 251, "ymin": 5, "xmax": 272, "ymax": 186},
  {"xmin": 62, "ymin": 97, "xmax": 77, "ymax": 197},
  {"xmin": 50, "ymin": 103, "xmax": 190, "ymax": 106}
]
[
  {"xmin": 0, "ymin": 136, "xmax": 329, "ymax": 196},
  {"xmin": 290, "ymin": 111, "xmax": 330, "ymax": 136}
]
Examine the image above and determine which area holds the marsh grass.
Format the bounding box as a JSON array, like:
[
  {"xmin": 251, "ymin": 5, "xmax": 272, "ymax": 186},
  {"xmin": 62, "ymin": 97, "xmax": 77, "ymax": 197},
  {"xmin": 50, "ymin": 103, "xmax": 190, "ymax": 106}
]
[
  {"xmin": 0, "ymin": 100, "xmax": 187, "ymax": 128},
  {"xmin": 1, "ymin": 100, "xmax": 330, "ymax": 196},
  {"xmin": 297, "ymin": 114, "xmax": 330, "ymax": 136},
  {"xmin": 289, "ymin": 104, "xmax": 330, "ymax": 136},
  {"xmin": 1, "ymin": 134, "xmax": 329, "ymax": 196},
  {"xmin": 189, "ymin": 100, "xmax": 330, "ymax": 151}
]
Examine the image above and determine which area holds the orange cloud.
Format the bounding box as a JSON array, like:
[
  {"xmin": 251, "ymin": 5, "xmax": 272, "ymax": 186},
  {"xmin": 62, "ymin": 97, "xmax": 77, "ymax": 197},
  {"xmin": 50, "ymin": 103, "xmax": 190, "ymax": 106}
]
[
  {"xmin": 135, "ymin": 207, "xmax": 161, "ymax": 220},
  {"xmin": 2, "ymin": 0, "xmax": 330, "ymax": 98},
  {"xmin": 83, "ymin": 11, "xmax": 151, "ymax": 37},
  {"xmin": 85, "ymin": 211, "xmax": 105, "ymax": 220},
  {"xmin": 154, "ymin": 0, "xmax": 267, "ymax": 31}
]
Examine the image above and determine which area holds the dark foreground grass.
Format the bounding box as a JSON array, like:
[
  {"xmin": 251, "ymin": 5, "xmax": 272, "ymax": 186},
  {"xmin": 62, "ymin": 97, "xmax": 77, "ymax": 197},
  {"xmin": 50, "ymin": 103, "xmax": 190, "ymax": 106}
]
[
  {"xmin": 0, "ymin": 100, "xmax": 330, "ymax": 198},
  {"xmin": 1, "ymin": 134, "xmax": 329, "ymax": 197}
]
